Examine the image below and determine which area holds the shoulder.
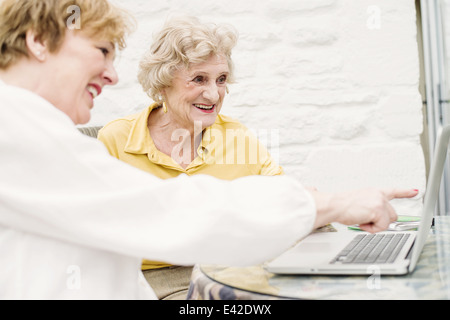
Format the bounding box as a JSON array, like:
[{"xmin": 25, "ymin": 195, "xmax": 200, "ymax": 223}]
[
  {"xmin": 214, "ymin": 114, "xmax": 248, "ymax": 130},
  {"xmin": 1, "ymin": 82, "xmax": 60, "ymax": 113},
  {"xmin": 98, "ymin": 111, "xmax": 142, "ymax": 139},
  {"xmin": 211, "ymin": 115, "xmax": 263, "ymax": 148},
  {"xmin": 102, "ymin": 110, "xmax": 141, "ymax": 130}
]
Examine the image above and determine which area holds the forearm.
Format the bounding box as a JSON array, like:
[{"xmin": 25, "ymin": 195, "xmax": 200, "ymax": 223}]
[{"xmin": 308, "ymin": 190, "xmax": 341, "ymax": 229}]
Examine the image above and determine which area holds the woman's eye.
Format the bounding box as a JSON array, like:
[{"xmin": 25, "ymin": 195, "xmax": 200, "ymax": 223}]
[
  {"xmin": 217, "ymin": 75, "xmax": 227, "ymax": 84},
  {"xmin": 99, "ymin": 48, "xmax": 109, "ymax": 56},
  {"xmin": 192, "ymin": 76, "xmax": 205, "ymax": 83}
]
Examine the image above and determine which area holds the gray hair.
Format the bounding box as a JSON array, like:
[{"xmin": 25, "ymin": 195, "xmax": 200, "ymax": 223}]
[{"xmin": 138, "ymin": 16, "xmax": 238, "ymax": 103}]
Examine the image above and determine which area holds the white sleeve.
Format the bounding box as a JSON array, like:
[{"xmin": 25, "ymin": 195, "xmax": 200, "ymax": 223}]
[{"xmin": 0, "ymin": 85, "xmax": 316, "ymax": 267}]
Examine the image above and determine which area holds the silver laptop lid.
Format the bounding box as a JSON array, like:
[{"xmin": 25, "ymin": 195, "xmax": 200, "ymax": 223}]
[{"xmin": 409, "ymin": 124, "xmax": 450, "ymax": 272}]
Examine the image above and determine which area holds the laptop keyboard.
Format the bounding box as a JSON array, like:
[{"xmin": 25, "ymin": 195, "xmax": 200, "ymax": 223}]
[{"xmin": 330, "ymin": 233, "xmax": 411, "ymax": 264}]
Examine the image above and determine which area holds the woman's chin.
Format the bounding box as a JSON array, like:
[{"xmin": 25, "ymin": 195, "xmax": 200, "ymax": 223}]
[{"xmin": 72, "ymin": 108, "xmax": 92, "ymax": 125}]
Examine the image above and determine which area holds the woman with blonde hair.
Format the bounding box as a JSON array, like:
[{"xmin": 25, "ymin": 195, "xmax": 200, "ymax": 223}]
[{"xmin": 0, "ymin": 0, "xmax": 417, "ymax": 300}]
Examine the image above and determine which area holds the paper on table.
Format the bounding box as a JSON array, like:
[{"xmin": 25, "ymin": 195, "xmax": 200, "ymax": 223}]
[{"xmin": 348, "ymin": 215, "xmax": 421, "ymax": 231}]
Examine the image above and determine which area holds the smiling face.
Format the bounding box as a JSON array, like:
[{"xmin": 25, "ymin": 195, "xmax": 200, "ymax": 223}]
[
  {"xmin": 162, "ymin": 54, "xmax": 229, "ymax": 131},
  {"xmin": 41, "ymin": 31, "xmax": 118, "ymax": 124}
]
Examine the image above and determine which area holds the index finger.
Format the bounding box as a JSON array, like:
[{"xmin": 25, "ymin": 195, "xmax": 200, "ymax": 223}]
[
  {"xmin": 383, "ymin": 188, "xmax": 419, "ymax": 200},
  {"xmin": 359, "ymin": 202, "xmax": 398, "ymax": 234}
]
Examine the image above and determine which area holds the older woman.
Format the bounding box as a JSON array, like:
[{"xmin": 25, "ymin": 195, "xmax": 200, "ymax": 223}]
[
  {"xmin": 99, "ymin": 17, "xmax": 281, "ymax": 178},
  {"xmin": 97, "ymin": 17, "xmax": 284, "ymax": 299},
  {"xmin": 97, "ymin": 17, "xmax": 418, "ymax": 300},
  {"xmin": 0, "ymin": 0, "xmax": 417, "ymax": 300}
]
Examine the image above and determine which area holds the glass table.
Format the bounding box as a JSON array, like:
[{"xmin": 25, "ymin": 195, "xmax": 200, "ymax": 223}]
[{"xmin": 187, "ymin": 216, "xmax": 450, "ymax": 300}]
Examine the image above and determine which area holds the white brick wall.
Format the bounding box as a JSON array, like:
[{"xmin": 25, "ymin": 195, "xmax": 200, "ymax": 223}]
[{"xmin": 89, "ymin": 0, "xmax": 425, "ymax": 216}]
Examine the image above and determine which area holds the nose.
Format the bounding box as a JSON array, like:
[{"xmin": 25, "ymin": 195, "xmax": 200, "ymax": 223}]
[
  {"xmin": 202, "ymin": 81, "xmax": 220, "ymax": 102},
  {"xmin": 102, "ymin": 60, "xmax": 119, "ymax": 86}
]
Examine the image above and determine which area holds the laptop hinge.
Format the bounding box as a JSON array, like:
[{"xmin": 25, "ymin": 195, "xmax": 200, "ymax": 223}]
[{"xmin": 406, "ymin": 240, "xmax": 416, "ymax": 260}]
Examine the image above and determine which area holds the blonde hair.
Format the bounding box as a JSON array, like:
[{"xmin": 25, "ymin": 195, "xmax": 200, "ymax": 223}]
[
  {"xmin": 0, "ymin": 0, "xmax": 134, "ymax": 69},
  {"xmin": 138, "ymin": 16, "xmax": 239, "ymax": 103}
]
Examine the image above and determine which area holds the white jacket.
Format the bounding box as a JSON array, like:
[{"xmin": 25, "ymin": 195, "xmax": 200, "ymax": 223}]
[{"xmin": 0, "ymin": 81, "xmax": 316, "ymax": 300}]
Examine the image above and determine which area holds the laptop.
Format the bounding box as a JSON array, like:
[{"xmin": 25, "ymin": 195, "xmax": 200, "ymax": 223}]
[{"xmin": 265, "ymin": 124, "xmax": 450, "ymax": 276}]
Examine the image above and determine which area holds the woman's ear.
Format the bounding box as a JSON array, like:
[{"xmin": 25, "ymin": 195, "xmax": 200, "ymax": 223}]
[{"xmin": 25, "ymin": 30, "xmax": 47, "ymax": 62}]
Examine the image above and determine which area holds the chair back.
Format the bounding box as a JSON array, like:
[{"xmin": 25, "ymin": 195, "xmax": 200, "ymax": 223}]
[{"xmin": 78, "ymin": 126, "xmax": 103, "ymax": 138}]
